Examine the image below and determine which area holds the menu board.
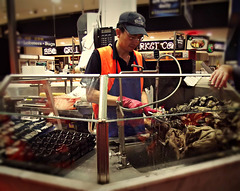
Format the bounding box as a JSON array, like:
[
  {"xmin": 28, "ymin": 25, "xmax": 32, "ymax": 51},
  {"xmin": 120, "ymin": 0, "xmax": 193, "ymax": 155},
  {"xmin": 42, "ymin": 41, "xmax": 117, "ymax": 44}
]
[{"xmin": 186, "ymin": 35, "xmax": 209, "ymax": 51}]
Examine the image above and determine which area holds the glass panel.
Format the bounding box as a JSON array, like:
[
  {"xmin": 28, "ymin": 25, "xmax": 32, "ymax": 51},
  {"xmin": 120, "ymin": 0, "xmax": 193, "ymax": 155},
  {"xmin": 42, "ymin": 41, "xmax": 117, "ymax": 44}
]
[
  {"xmin": 0, "ymin": 74, "xmax": 240, "ymax": 184},
  {"xmin": 105, "ymin": 74, "xmax": 240, "ymax": 181},
  {"xmin": 0, "ymin": 74, "xmax": 99, "ymax": 179}
]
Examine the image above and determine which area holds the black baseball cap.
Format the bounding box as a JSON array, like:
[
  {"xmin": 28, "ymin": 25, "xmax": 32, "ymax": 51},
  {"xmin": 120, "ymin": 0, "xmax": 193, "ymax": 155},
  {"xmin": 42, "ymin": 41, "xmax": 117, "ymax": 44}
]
[{"xmin": 118, "ymin": 11, "xmax": 148, "ymax": 36}]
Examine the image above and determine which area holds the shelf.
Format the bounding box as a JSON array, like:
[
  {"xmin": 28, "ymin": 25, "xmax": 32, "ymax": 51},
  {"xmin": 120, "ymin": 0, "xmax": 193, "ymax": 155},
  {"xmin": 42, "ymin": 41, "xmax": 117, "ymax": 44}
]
[{"xmin": 145, "ymin": 58, "xmax": 192, "ymax": 62}]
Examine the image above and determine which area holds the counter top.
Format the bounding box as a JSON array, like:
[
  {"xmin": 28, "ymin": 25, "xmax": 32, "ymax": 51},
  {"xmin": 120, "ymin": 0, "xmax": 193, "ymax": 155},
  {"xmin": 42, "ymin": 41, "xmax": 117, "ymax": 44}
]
[{"xmin": 0, "ymin": 148, "xmax": 240, "ymax": 191}]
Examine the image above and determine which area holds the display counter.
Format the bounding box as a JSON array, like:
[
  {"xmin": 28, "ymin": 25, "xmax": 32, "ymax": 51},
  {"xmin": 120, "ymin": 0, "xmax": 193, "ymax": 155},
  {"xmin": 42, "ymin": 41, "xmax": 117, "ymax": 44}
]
[
  {"xmin": 0, "ymin": 149, "xmax": 240, "ymax": 191},
  {"xmin": 0, "ymin": 73, "xmax": 240, "ymax": 191}
]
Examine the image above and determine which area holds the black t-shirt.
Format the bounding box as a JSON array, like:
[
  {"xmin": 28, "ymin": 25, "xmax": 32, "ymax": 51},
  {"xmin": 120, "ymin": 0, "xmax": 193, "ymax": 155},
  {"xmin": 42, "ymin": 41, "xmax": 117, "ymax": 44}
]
[{"xmin": 83, "ymin": 41, "xmax": 151, "ymax": 90}]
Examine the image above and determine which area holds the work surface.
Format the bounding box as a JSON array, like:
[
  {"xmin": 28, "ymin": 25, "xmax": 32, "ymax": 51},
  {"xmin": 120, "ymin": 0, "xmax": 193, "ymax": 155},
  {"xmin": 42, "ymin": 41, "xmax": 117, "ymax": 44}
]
[{"xmin": 1, "ymin": 147, "xmax": 240, "ymax": 191}]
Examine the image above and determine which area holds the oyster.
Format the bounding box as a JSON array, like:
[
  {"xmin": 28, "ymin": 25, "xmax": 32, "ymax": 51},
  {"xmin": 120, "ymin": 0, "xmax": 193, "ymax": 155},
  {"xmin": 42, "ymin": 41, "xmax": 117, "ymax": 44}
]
[{"xmin": 150, "ymin": 96, "xmax": 240, "ymax": 161}]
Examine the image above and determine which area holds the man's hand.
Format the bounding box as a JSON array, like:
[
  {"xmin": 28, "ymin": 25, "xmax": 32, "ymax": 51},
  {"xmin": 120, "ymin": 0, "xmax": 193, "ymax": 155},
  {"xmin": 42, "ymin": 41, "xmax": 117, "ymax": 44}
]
[
  {"xmin": 209, "ymin": 65, "xmax": 233, "ymax": 88},
  {"xmin": 117, "ymin": 96, "xmax": 143, "ymax": 114},
  {"xmin": 117, "ymin": 96, "xmax": 158, "ymax": 115},
  {"xmin": 143, "ymin": 104, "xmax": 158, "ymax": 116}
]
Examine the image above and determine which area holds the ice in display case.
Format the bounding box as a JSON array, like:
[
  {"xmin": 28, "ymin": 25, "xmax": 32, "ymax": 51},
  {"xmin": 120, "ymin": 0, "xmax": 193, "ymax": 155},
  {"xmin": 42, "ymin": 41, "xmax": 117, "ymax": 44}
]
[
  {"xmin": 0, "ymin": 73, "xmax": 240, "ymax": 191},
  {"xmin": 0, "ymin": 74, "xmax": 98, "ymax": 173}
]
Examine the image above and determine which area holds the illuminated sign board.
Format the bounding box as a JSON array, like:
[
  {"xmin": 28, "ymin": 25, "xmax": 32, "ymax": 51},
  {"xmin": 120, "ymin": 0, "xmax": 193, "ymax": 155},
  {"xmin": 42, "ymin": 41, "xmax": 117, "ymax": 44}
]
[
  {"xmin": 42, "ymin": 46, "xmax": 80, "ymax": 55},
  {"xmin": 207, "ymin": 41, "xmax": 225, "ymax": 53},
  {"xmin": 17, "ymin": 34, "xmax": 56, "ymax": 48},
  {"xmin": 138, "ymin": 40, "xmax": 185, "ymax": 51}
]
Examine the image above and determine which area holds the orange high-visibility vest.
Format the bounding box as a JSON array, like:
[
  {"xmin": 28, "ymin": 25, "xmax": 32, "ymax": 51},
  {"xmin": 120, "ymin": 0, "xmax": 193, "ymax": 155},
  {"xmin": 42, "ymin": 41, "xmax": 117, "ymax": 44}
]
[{"xmin": 92, "ymin": 46, "xmax": 144, "ymax": 118}]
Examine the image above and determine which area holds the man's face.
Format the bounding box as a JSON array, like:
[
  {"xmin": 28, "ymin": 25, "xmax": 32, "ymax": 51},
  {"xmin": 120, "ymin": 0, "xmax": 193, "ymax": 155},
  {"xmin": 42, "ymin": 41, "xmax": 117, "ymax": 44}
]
[{"xmin": 117, "ymin": 28, "xmax": 143, "ymax": 52}]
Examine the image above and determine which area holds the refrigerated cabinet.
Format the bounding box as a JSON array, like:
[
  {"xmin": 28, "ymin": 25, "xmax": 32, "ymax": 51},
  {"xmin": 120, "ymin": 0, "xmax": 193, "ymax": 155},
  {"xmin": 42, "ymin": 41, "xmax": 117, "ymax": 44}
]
[{"xmin": 0, "ymin": 73, "xmax": 240, "ymax": 191}]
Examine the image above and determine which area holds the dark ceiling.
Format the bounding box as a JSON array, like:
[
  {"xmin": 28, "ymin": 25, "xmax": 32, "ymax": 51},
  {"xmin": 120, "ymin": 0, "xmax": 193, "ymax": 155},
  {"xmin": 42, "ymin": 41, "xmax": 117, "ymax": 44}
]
[{"xmin": 1, "ymin": 1, "xmax": 229, "ymax": 39}]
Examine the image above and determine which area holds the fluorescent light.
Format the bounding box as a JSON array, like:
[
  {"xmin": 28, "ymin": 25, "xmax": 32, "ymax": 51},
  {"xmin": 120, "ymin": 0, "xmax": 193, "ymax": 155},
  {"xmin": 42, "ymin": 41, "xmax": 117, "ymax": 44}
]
[
  {"xmin": 51, "ymin": 0, "xmax": 61, "ymax": 4},
  {"xmin": 206, "ymin": 32, "xmax": 212, "ymax": 37}
]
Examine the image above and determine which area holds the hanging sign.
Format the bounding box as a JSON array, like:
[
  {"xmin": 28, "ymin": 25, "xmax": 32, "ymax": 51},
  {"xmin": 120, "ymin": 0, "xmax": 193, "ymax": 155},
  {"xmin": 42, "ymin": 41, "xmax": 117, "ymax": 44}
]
[
  {"xmin": 149, "ymin": 0, "xmax": 181, "ymax": 18},
  {"xmin": 17, "ymin": 34, "xmax": 56, "ymax": 48}
]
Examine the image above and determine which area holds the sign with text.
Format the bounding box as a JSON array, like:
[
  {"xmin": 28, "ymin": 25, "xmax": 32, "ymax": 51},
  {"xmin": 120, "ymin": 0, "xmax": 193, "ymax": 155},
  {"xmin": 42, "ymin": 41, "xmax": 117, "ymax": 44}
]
[
  {"xmin": 207, "ymin": 41, "xmax": 225, "ymax": 53},
  {"xmin": 138, "ymin": 40, "xmax": 185, "ymax": 51},
  {"xmin": 42, "ymin": 46, "xmax": 81, "ymax": 56},
  {"xmin": 17, "ymin": 34, "xmax": 56, "ymax": 48},
  {"xmin": 176, "ymin": 34, "xmax": 185, "ymax": 49},
  {"xmin": 212, "ymin": 41, "xmax": 225, "ymax": 51},
  {"xmin": 149, "ymin": 0, "xmax": 180, "ymax": 18}
]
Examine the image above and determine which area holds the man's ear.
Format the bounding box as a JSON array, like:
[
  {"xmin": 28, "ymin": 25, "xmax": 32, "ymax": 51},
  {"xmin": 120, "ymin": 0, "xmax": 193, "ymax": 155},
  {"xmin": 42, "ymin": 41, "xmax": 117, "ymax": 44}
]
[{"xmin": 115, "ymin": 28, "xmax": 121, "ymax": 37}]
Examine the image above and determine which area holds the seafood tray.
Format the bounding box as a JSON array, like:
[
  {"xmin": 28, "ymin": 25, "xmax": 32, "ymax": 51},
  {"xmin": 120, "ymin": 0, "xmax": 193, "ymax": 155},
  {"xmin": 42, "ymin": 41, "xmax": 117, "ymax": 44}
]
[
  {"xmin": 0, "ymin": 119, "xmax": 96, "ymax": 174},
  {"xmin": 0, "ymin": 119, "xmax": 54, "ymax": 168},
  {"xmin": 28, "ymin": 130, "xmax": 96, "ymax": 168},
  {"xmin": 0, "ymin": 119, "xmax": 55, "ymax": 147}
]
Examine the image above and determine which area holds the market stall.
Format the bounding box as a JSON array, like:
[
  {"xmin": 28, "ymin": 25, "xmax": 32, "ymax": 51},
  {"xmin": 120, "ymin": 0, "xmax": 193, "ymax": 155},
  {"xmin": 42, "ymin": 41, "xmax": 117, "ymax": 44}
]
[{"xmin": 0, "ymin": 72, "xmax": 240, "ymax": 190}]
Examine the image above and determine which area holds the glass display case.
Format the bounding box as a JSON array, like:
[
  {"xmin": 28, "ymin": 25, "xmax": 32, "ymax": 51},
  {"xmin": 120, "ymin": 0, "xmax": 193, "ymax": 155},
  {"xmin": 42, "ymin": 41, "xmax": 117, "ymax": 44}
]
[{"xmin": 0, "ymin": 73, "xmax": 240, "ymax": 191}]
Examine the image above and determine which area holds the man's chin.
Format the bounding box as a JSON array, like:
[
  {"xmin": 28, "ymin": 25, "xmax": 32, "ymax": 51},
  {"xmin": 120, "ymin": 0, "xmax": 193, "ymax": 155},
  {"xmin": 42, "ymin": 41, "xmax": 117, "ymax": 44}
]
[{"xmin": 128, "ymin": 47, "xmax": 136, "ymax": 51}]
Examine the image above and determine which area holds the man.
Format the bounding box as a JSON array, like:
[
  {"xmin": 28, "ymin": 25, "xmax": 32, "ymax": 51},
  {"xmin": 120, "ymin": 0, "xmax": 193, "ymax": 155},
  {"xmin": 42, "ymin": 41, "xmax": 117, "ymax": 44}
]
[
  {"xmin": 84, "ymin": 11, "xmax": 156, "ymax": 137},
  {"xmin": 210, "ymin": 1, "xmax": 240, "ymax": 92}
]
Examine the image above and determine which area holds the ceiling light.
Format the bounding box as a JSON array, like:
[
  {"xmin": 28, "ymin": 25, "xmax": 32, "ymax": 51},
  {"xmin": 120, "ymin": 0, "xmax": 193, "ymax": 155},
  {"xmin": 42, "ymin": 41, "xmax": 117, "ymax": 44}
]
[
  {"xmin": 43, "ymin": 9, "xmax": 48, "ymax": 13},
  {"xmin": 150, "ymin": 36, "xmax": 155, "ymax": 39},
  {"xmin": 29, "ymin": 10, "xmax": 34, "ymax": 14},
  {"xmin": 74, "ymin": 4, "xmax": 79, "ymax": 8},
  {"xmin": 51, "ymin": 0, "xmax": 61, "ymax": 4},
  {"xmin": 206, "ymin": 32, "xmax": 212, "ymax": 37},
  {"xmin": 60, "ymin": 42, "xmax": 65, "ymax": 45}
]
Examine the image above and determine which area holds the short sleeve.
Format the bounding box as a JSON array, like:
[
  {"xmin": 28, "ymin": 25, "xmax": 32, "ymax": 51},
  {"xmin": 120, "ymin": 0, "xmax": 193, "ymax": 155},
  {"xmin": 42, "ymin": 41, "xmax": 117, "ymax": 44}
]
[{"xmin": 81, "ymin": 50, "xmax": 101, "ymax": 90}]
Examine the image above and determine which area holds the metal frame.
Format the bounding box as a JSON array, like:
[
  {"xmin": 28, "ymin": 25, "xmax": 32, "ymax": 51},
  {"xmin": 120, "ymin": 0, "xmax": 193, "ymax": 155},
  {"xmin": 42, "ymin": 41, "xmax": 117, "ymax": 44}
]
[
  {"xmin": 96, "ymin": 72, "xmax": 212, "ymax": 184},
  {"xmin": 0, "ymin": 73, "xmax": 215, "ymax": 185}
]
